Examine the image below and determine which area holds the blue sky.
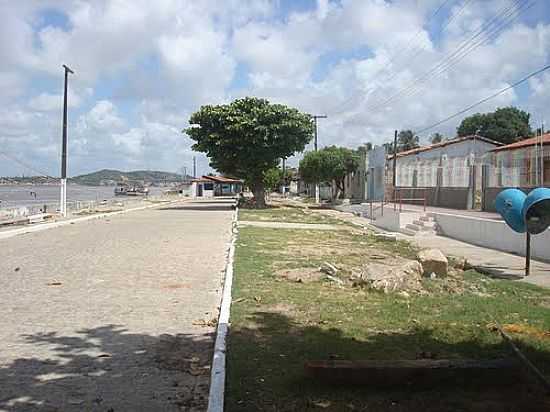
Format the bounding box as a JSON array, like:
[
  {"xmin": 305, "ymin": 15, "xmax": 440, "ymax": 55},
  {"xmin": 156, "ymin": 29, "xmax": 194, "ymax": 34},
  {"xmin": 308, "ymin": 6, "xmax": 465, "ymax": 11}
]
[{"xmin": 1, "ymin": 0, "xmax": 550, "ymax": 177}]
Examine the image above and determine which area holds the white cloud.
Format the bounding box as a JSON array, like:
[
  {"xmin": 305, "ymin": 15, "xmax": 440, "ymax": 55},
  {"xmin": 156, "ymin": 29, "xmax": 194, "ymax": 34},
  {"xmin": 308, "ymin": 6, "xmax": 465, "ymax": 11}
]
[{"xmin": 1, "ymin": 0, "xmax": 550, "ymax": 175}]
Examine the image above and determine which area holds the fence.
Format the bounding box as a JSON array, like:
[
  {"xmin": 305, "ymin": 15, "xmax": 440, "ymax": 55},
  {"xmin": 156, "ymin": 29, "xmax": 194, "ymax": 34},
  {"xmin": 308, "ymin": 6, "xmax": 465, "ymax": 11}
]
[
  {"xmin": 482, "ymin": 145, "xmax": 549, "ymax": 212},
  {"xmin": 0, "ymin": 194, "xmax": 178, "ymax": 222},
  {"xmin": 388, "ymin": 155, "xmax": 478, "ymax": 209}
]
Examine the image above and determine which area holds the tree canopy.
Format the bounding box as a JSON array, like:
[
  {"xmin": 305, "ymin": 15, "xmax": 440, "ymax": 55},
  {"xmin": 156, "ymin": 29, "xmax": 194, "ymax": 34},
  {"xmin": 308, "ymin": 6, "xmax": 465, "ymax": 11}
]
[
  {"xmin": 397, "ymin": 130, "xmax": 420, "ymax": 152},
  {"xmin": 186, "ymin": 97, "xmax": 313, "ymax": 207},
  {"xmin": 430, "ymin": 132, "xmax": 445, "ymax": 144},
  {"xmin": 456, "ymin": 106, "xmax": 532, "ymax": 145},
  {"xmin": 299, "ymin": 146, "xmax": 359, "ymax": 200}
]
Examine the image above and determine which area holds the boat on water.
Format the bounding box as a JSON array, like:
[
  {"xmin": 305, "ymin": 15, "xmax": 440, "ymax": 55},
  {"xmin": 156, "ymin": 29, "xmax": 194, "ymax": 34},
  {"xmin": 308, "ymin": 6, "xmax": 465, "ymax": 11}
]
[{"xmin": 114, "ymin": 181, "xmax": 149, "ymax": 196}]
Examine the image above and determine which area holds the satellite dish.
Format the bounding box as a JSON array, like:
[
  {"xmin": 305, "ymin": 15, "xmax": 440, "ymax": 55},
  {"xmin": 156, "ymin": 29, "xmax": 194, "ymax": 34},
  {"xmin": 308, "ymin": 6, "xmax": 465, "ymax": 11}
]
[
  {"xmin": 495, "ymin": 188, "xmax": 527, "ymax": 233},
  {"xmin": 522, "ymin": 187, "xmax": 550, "ymax": 235}
]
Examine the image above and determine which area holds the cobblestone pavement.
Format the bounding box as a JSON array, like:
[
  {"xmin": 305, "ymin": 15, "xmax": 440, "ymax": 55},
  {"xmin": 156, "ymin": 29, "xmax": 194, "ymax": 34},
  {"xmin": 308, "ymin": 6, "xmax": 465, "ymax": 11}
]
[{"xmin": 0, "ymin": 199, "xmax": 234, "ymax": 412}]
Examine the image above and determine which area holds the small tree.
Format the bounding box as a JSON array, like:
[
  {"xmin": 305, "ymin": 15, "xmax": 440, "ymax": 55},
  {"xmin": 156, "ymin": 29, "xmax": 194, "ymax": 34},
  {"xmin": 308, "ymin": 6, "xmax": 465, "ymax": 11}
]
[
  {"xmin": 186, "ymin": 97, "xmax": 313, "ymax": 207},
  {"xmin": 397, "ymin": 130, "xmax": 420, "ymax": 152},
  {"xmin": 263, "ymin": 167, "xmax": 281, "ymax": 193},
  {"xmin": 431, "ymin": 133, "xmax": 444, "ymax": 144},
  {"xmin": 299, "ymin": 146, "xmax": 359, "ymax": 201}
]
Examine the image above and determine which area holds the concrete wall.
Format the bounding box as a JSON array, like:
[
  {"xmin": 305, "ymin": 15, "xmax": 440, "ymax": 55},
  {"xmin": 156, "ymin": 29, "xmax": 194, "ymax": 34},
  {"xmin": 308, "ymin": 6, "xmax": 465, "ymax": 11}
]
[
  {"xmin": 398, "ymin": 139, "xmax": 496, "ymax": 164},
  {"xmin": 360, "ymin": 205, "xmax": 422, "ymax": 234},
  {"xmin": 434, "ymin": 212, "xmax": 550, "ymax": 261},
  {"xmin": 395, "ymin": 187, "xmax": 471, "ymax": 209}
]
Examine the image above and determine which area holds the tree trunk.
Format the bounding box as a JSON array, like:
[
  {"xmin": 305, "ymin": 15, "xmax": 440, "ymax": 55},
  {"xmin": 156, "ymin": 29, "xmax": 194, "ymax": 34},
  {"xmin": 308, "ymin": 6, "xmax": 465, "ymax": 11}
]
[
  {"xmin": 251, "ymin": 183, "xmax": 266, "ymax": 208},
  {"xmin": 331, "ymin": 180, "xmax": 340, "ymax": 202}
]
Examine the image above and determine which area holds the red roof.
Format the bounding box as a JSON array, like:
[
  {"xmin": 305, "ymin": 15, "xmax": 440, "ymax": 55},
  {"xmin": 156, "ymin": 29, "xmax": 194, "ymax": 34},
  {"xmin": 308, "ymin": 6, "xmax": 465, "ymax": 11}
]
[
  {"xmin": 192, "ymin": 175, "xmax": 242, "ymax": 183},
  {"xmin": 490, "ymin": 133, "xmax": 550, "ymax": 152},
  {"xmin": 389, "ymin": 135, "xmax": 502, "ymax": 159}
]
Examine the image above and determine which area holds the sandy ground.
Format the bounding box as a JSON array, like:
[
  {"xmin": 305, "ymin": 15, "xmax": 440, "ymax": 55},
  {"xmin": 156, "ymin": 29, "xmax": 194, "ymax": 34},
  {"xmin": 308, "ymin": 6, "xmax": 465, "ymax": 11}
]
[{"xmin": 0, "ymin": 199, "xmax": 234, "ymax": 412}]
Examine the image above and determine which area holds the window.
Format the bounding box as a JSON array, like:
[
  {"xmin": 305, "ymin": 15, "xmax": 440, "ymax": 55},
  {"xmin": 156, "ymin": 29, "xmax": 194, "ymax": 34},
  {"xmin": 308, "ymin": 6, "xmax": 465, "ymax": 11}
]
[{"xmin": 204, "ymin": 183, "xmax": 214, "ymax": 190}]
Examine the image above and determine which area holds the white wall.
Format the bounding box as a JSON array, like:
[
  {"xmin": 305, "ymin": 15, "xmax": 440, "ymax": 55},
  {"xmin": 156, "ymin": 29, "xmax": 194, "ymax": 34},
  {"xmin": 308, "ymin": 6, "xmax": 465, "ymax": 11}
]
[{"xmin": 434, "ymin": 213, "xmax": 550, "ymax": 261}]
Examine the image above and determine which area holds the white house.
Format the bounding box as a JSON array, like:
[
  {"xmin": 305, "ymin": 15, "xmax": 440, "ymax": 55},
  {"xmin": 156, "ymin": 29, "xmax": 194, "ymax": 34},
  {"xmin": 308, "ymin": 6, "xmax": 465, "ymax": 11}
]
[{"xmin": 191, "ymin": 175, "xmax": 243, "ymax": 198}]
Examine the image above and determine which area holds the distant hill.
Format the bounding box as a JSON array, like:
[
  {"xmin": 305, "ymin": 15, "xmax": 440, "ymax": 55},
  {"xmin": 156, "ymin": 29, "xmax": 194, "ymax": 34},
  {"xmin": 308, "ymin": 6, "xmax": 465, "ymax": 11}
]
[{"xmin": 70, "ymin": 169, "xmax": 191, "ymax": 186}]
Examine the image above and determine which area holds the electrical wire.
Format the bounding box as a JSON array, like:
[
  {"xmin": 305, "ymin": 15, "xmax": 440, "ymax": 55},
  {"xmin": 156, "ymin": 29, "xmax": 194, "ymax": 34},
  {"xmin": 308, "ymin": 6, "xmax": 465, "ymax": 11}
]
[
  {"xmin": 364, "ymin": 0, "xmax": 533, "ymax": 113},
  {"xmin": 328, "ymin": 0, "xmax": 457, "ymax": 116},
  {"xmin": 0, "ymin": 150, "xmax": 59, "ymax": 181},
  {"xmin": 413, "ymin": 62, "xmax": 550, "ymax": 135}
]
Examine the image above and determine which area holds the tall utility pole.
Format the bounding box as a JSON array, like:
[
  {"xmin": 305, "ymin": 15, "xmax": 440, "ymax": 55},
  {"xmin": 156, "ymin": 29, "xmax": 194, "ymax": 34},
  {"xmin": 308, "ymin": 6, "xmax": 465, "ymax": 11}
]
[
  {"xmin": 312, "ymin": 114, "xmax": 327, "ymax": 203},
  {"xmin": 392, "ymin": 130, "xmax": 398, "ymax": 189},
  {"xmin": 60, "ymin": 64, "xmax": 74, "ymax": 217},
  {"xmin": 193, "ymin": 156, "xmax": 197, "ymax": 178},
  {"xmin": 281, "ymin": 158, "xmax": 286, "ymax": 196}
]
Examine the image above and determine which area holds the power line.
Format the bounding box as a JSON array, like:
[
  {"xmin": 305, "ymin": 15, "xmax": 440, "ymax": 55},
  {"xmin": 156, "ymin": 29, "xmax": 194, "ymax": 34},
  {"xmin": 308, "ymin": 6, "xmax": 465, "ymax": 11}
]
[
  {"xmin": 364, "ymin": 0, "xmax": 533, "ymax": 113},
  {"xmin": 378, "ymin": 0, "xmax": 534, "ymax": 109},
  {"xmin": 414, "ymin": 62, "xmax": 550, "ymax": 135},
  {"xmin": 0, "ymin": 150, "xmax": 59, "ymax": 181},
  {"xmin": 328, "ymin": 0, "xmax": 457, "ymax": 116}
]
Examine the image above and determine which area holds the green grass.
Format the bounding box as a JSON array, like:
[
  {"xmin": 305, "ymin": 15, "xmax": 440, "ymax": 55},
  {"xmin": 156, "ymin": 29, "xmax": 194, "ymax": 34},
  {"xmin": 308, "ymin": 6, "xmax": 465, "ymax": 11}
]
[
  {"xmin": 226, "ymin": 225, "xmax": 550, "ymax": 412},
  {"xmin": 239, "ymin": 206, "xmax": 347, "ymax": 225}
]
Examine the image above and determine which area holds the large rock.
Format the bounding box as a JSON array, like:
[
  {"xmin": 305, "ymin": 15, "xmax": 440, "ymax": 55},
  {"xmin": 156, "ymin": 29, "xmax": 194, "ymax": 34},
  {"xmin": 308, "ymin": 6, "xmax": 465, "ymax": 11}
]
[
  {"xmin": 353, "ymin": 260, "xmax": 424, "ymax": 293},
  {"xmin": 417, "ymin": 249, "xmax": 448, "ymax": 277}
]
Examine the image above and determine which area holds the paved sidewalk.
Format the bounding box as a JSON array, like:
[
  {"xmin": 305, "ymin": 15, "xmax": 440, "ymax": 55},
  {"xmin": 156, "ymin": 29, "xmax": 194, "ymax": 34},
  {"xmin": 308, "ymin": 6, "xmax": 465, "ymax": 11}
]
[
  {"xmin": 312, "ymin": 208, "xmax": 550, "ymax": 289},
  {"xmin": 401, "ymin": 233, "xmax": 550, "ymax": 288},
  {"xmin": 0, "ymin": 199, "xmax": 234, "ymax": 411}
]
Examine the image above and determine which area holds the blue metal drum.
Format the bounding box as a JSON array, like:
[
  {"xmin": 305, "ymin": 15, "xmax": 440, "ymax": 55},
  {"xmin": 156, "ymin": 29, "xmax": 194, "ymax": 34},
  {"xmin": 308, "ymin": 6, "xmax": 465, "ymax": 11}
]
[
  {"xmin": 523, "ymin": 187, "xmax": 550, "ymax": 235},
  {"xmin": 495, "ymin": 189, "xmax": 527, "ymax": 233}
]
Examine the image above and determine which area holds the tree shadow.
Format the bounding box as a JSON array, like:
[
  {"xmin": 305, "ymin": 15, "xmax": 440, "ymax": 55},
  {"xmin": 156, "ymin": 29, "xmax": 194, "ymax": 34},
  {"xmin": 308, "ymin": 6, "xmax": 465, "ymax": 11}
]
[
  {"xmin": 227, "ymin": 311, "xmax": 550, "ymax": 412},
  {"xmin": 160, "ymin": 200, "xmax": 235, "ymax": 212},
  {"xmin": 0, "ymin": 324, "xmax": 214, "ymax": 411}
]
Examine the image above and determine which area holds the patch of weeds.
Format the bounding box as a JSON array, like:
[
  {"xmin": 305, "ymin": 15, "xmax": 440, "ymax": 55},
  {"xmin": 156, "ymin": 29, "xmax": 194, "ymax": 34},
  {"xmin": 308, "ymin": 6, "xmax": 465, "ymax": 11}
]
[{"xmin": 227, "ymin": 226, "xmax": 550, "ymax": 412}]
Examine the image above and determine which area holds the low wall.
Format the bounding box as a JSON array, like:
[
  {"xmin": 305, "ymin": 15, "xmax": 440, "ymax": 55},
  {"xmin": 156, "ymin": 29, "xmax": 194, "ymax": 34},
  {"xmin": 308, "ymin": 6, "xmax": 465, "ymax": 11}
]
[
  {"xmin": 395, "ymin": 187, "xmax": 471, "ymax": 210},
  {"xmin": 434, "ymin": 212, "xmax": 550, "ymax": 261},
  {"xmin": 360, "ymin": 205, "xmax": 422, "ymax": 234}
]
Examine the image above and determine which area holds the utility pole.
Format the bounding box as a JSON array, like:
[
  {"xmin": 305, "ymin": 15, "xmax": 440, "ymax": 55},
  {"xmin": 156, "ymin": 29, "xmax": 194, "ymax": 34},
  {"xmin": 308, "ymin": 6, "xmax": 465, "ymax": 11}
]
[
  {"xmin": 193, "ymin": 156, "xmax": 197, "ymax": 178},
  {"xmin": 392, "ymin": 130, "xmax": 398, "ymax": 189},
  {"xmin": 60, "ymin": 64, "xmax": 74, "ymax": 217},
  {"xmin": 312, "ymin": 114, "xmax": 327, "ymax": 203},
  {"xmin": 282, "ymin": 158, "xmax": 286, "ymax": 196}
]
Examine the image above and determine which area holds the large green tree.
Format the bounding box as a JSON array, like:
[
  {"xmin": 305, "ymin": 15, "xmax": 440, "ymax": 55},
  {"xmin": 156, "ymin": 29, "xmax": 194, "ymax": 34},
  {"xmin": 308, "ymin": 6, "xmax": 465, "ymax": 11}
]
[
  {"xmin": 457, "ymin": 106, "xmax": 532, "ymax": 144},
  {"xmin": 299, "ymin": 146, "xmax": 359, "ymax": 200},
  {"xmin": 186, "ymin": 97, "xmax": 313, "ymax": 207}
]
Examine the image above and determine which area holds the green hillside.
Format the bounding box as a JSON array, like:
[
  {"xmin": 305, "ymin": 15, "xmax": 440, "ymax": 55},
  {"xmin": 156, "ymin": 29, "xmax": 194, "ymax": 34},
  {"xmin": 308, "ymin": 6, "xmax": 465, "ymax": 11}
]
[{"xmin": 70, "ymin": 169, "xmax": 189, "ymax": 186}]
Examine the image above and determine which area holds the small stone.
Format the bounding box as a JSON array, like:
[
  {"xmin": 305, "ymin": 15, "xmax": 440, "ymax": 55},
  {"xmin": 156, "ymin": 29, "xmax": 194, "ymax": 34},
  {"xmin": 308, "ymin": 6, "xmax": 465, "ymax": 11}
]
[
  {"xmin": 430, "ymin": 272, "xmax": 437, "ymax": 279},
  {"xmin": 355, "ymin": 260, "xmax": 424, "ymax": 293},
  {"xmin": 417, "ymin": 249, "xmax": 448, "ymax": 277},
  {"xmin": 320, "ymin": 262, "xmax": 338, "ymax": 276}
]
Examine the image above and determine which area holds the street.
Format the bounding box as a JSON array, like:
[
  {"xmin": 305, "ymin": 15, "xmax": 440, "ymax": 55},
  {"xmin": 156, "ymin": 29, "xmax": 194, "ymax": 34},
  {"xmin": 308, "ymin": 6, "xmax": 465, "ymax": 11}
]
[{"xmin": 0, "ymin": 199, "xmax": 234, "ymax": 411}]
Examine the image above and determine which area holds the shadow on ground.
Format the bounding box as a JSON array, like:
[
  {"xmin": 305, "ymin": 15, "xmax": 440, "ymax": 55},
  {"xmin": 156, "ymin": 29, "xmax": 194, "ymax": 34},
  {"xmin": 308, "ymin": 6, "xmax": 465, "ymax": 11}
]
[
  {"xmin": 226, "ymin": 311, "xmax": 550, "ymax": 412},
  {"xmin": 0, "ymin": 325, "xmax": 213, "ymax": 411},
  {"xmin": 160, "ymin": 200, "xmax": 236, "ymax": 212}
]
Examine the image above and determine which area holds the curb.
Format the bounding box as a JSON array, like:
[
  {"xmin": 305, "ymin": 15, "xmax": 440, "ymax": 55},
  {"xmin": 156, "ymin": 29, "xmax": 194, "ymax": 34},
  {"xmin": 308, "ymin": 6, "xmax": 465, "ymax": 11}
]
[
  {"xmin": 0, "ymin": 199, "xmax": 182, "ymax": 241},
  {"xmin": 207, "ymin": 206, "xmax": 238, "ymax": 412}
]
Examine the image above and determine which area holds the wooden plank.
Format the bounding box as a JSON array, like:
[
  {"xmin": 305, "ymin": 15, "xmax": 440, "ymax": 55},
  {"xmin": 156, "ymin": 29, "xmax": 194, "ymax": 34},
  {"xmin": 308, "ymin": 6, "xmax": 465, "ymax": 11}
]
[{"xmin": 305, "ymin": 359, "xmax": 522, "ymax": 386}]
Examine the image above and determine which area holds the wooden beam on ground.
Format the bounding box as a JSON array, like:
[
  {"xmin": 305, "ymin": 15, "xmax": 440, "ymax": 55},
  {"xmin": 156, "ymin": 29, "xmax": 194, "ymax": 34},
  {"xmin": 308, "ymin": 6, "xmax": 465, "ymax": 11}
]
[
  {"xmin": 305, "ymin": 359, "xmax": 522, "ymax": 387},
  {"xmin": 493, "ymin": 320, "xmax": 550, "ymax": 394}
]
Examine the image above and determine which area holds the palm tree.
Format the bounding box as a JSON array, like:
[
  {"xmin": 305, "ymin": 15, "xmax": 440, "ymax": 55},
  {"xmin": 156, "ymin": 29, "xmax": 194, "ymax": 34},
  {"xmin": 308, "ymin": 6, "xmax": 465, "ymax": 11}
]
[{"xmin": 397, "ymin": 130, "xmax": 420, "ymax": 152}]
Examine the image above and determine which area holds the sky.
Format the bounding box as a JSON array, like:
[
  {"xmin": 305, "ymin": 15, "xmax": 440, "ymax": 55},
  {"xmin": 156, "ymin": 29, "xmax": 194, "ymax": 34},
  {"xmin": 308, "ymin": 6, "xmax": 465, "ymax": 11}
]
[{"xmin": 1, "ymin": 0, "xmax": 550, "ymax": 177}]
